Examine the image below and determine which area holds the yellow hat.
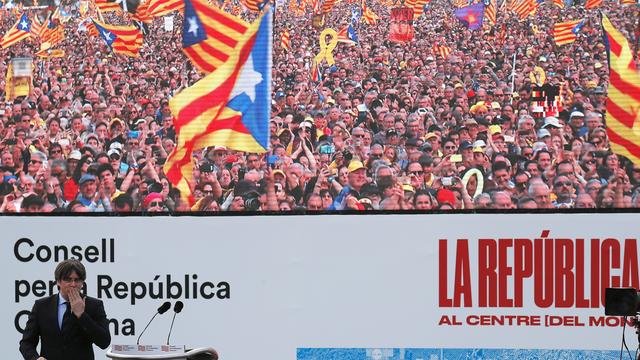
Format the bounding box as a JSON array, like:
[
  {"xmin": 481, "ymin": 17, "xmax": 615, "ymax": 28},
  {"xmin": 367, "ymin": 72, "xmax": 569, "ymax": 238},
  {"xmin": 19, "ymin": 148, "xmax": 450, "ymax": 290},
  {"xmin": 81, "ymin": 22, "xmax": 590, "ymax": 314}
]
[
  {"xmin": 273, "ymin": 169, "xmax": 286, "ymax": 178},
  {"xmin": 402, "ymin": 184, "xmax": 415, "ymax": 193},
  {"xmin": 488, "ymin": 125, "xmax": 502, "ymax": 135},
  {"xmin": 423, "ymin": 132, "xmax": 438, "ymax": 140},
  {"xmin": 491, "ymin": 102, "xmax": 501, "ymax": 110},
  {"xmin": 586, "ymin": 81, "xmax": 597, "ymax": 89},
  {"xmin": 347, "ymin": 160, "xmax": 366, "ymax": 173}
]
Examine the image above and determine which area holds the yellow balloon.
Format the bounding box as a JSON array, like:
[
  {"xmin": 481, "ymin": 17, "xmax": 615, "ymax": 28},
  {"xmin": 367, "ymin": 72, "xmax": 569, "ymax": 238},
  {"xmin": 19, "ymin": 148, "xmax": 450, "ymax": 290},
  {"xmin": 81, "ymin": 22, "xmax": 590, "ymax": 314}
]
[{"xmin": 314, "ymin": 28, "xmax": 338, "ymax": 67}]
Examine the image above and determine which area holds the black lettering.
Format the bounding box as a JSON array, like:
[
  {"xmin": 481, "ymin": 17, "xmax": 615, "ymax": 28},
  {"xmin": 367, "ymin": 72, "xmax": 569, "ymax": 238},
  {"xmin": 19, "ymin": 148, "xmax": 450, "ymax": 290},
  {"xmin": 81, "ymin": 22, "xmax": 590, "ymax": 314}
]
[
  {"xmin": 15, "ymin": 280, "xmax": 30, "ymax": 302},
  {"xmin": 200, "ymin": 282, "xmax": 215, "ymax": 299},
  {"xmin": 14, "ymin": 238, "xmax": 34, "ymax": 262},
  {"xmin": 97, "ymin": 275, "xmax": 112, "ymax": 298},
  {"xmin": 217, "ymin": 282, "xmax": 230, "ymax": 299},
  {"xmin": 85, "ymin": 246, "xmax": 99, "ymax": 262},
  {"xmin": 114, "ymin": 282, "xmax": 128, "ymax": 300},
  {"xmin": 15, "ymin": 310, "xmax": 30, "ymax": 333},
  {"xmin": 36, "ymin": 246, "xmax": 51, "ymax": 262},
  {"xmin": 54, "ymin": 245, "xmax": 69, "ymax": 261}
]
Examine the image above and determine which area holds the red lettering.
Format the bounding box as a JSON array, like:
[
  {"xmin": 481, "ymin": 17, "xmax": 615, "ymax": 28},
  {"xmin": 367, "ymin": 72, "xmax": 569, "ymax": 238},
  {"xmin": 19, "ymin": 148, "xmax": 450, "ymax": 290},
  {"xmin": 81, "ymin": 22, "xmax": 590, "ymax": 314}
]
[
  {"xmin": 555, "ymin": 239, "xmax": 574, "ymax": 307},
  {"xmin": 622, "ymin": 239, "xmax": 639, "ymax": 289},
  {"xmin": 591, "ymin": 239, "xmax": 600, "ymax": 308},
  {"xmin": 438, "ymin": 239, "xmax": 452, "ymax": 307},
  {"xmin": 534, "ymin": 238, "xmax": 554, "ymax": 307},
  {"xmin": 454, "ymin": 239, "xmax": 472, "ymax": 307},
  {"xmin": 601, "ymin": 239, "xmax": 621, "ymax": 305},
  {"xmin": 575, "ymin": 239, "xmax": 589, "ymax": 308},
  {"xmin": 514, "ymin": 239, "xmax": 532, "ymax": 307},
  {"xmin": 478, "ymin": 239, "xmax": 496, "ymax": 307},
  {"xmin": 498, "ymin": 239, "xmax": 513, "ymax": 307}
]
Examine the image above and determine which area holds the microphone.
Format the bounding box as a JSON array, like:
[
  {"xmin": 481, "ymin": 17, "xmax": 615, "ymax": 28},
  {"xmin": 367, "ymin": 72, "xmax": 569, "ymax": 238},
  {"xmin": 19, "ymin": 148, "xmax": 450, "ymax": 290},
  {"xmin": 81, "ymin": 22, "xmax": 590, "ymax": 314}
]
[
  {"xmin": 166, "ymin": 301, "xmax": 184, "ymax": 345},
  {"xmin": 136, "ymin": 301, "xmax": 171, "ymax": 345}
]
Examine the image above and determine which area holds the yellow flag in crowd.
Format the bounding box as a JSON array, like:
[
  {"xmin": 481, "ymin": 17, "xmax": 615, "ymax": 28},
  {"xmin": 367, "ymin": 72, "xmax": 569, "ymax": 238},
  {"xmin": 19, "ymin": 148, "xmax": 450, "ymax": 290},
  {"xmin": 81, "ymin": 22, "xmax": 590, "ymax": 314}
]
[{"xmin": 601, "ymin": 14, "xmax": 640, "ymax": 166}]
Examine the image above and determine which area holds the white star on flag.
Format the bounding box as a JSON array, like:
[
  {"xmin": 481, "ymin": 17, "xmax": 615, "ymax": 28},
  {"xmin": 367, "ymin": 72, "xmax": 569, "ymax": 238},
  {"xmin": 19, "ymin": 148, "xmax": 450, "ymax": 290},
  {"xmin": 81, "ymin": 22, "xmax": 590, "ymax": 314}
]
[
  {"xmin": 230, "ymin": 53, "xmax": 262, "ymax": 103},
  {"xmin": 20, "ymin": 20, "xmax": 29, "ymax": 30},
  {"xmin": 187, "ymin": 17, "xmax": 199, "ymax": 36},
  {"xmin": 102, "ymin": 31, "xmax": 112, "ymax": 41}
]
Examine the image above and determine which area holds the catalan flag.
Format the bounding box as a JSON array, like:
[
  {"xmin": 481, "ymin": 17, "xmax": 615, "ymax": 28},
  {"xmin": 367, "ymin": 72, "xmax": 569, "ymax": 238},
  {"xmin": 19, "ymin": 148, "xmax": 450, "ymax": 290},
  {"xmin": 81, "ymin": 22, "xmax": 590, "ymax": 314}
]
[
  {"xmin": 311, "ymin": 60, "xmax": 322, "ymax": 82},
  {"xmin": 411, "ymin": 0, "xmax": 430, "ymax": 19},
  {"xmin": 240, "ymin": 0, "xmax": 269, "ymax": 11},
  {"xmin": 322, "ymin": 0, "xmax": 337, "ymax": 13},
  {"xmin": 146, "ymin": 0, "xmax": 184, "ymax": 17},
  {"xmin": 92, "ymin": 19, "xmax": 143, "ymax": 57},
  {"xmin": 454, "ymin": 0, "xmax": 468, "ymax": 8},
  {"xmin": 182, "ymin": 0, "xmax": 249, "ymax": 74},
  {"xmin": 553, "ymin": 0, "xmax": 564, "ymax": 8},
  {"xmin": 40, "ymin": 15, "xmax": 65, "ymax": 47},
  {"xmin": 35, "ymin": 48, "xmax": 65, "ymax": 58},
  {"xmin": 31, "ymin": 16, "xmax": 43, "ymax": 37},
  {"xmin": 281, "ymin": 28, "xmax": 290, "ymax": 51},
  {"xmin": 165, "ymin": 8, "xmax": 272, "ymax": 205},
  {"xmin": 337, "ymin": 24, "xmax": 358, "ymax": 45},
  {"xmin": 484, "ymin": 0, "xmax": 496, "ymax": 26},
  {"xmin": 454, "ymin": 2, "xmax": 484, "ymax": 30},
  {"xmin": 553, "ymin": 19, "xmax": 585, "ymax": 46},
  {"xmin": 585, "ymin": 0, "xmax": 602, "ymax": 8},
  {"xmin": 434, "ymin": 43, "xmax": 451, "ymax": 59},
  {"xmin": 361, "ymin": 0, "xmax": 379, "ymax": 24},
  {"xmin": 94, "ymin": 0, "xmax": 122, "ymax": 12},
  {"xmin": 601, "ymin": 14, "xmax": 640, "ymax": 166},
  {"xmin": 131, "ymin": 1, "xmax": 153, "ymax": 23},
  {"xmin": 512, "ymin": 0, "xmax": 532, "ymax": 20},
  {"xmin": 0, "ymin": 12, "xmax": 31, "ymax": 49}
]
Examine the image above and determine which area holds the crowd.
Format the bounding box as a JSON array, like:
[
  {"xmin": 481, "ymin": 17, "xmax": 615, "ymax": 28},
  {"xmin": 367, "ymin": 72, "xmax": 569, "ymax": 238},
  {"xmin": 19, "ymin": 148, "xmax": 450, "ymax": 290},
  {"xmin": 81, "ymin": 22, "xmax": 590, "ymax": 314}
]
[{"xmin": 0, "ymin": 0, "xmax": 639, "ymax": 212}]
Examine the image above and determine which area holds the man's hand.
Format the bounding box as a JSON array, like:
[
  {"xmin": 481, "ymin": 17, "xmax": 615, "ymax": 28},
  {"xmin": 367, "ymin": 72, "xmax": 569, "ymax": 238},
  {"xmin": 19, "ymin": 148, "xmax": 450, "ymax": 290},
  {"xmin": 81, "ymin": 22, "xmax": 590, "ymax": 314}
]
[{"xmin": 68, "ymin": 289, "xmax": 85, "ymax": 318}]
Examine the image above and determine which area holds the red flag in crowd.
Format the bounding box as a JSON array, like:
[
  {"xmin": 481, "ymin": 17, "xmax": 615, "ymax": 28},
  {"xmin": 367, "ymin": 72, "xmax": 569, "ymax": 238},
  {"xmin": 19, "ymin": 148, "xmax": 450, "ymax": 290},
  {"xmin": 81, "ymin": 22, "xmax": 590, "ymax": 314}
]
[
  {"xmin": 601, "ymin": 14, "xmax": 640, "ymax": 166},
  {"xmin": 181, "ymin": 0, "xmax": 250, "ymax": 74},
  {"xmin": 146, "ymin": 0, "xmax": 184, "ymax": 17},
  {"xmin": 94, "ymin": 0, "xmax": 122, "ymax": 12},
  {"xmin": 433, "ymin": 43, "xmax": 451, "ymax": 59},
  {"xmin": 31, "ymin": 16, "xmax": 43, "ymax": 37}
]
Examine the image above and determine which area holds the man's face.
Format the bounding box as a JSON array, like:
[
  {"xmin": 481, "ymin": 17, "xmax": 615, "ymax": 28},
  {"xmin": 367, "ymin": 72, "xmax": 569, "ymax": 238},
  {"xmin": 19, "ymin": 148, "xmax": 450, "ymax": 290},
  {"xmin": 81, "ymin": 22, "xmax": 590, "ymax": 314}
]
[
  {"xmin": 533, "ymin": 186, "xmax": 551, "ymax": 208},
  {"xmin": 81, "ymin": 180, "xmax": 97, "ymax": 198},
  {"xmin": 348, "ymin": 168, "xmax": 367, "ymax": 190},
  {"xmin": 494, "ymin": 169, "xmax": 510, "ymax": 187},
  {"xmin": 99, "ymin": 170, "xmax": 114, "ymax": 187},
  {"xmin": 57, "ymin": 270, "xmax": 84, "ymax": 299},
  {"xmin": 554, "ymin": 176, "xmax": 573, "ymax": 200}
]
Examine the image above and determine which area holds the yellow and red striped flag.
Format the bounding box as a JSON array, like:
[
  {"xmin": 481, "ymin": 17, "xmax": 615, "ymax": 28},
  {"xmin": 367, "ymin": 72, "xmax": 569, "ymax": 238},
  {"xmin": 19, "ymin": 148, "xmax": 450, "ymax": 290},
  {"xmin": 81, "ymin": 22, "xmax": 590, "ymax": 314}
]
[
  {"xmin": 181, "ymin": 0, "xmax": 250, "ymax": 74},
  {"xmin": 411, "ymin": 0, "xmax": 430, "ymax": 19},
  {"xmin": 433, "ymin": 43, "xmax": 451, "ymax": 59},
  {"xmin": 40, "ymin": 16, "xmax": 65, "ymax": 47},
  {"xmin": 322, "ymin": 0, "xmax": 337, "ymax": 13},
  {"xmin": 1, "ymin": 13, "xmax": 32, "ymax": 49},
  {"xmin": 585, "ymin": 0, "xmax": 602, "ymax": 8},
  {"xmin": 165, "ymin": 8, "xmax": 272, "ymax": 206},
  {"xmin": 94, "ymin": 0, "xmax": 122, "ymax": 12},
  {"xmin": 92, "ymin": 19, "xmax": 143, "ymax": 57},
  {"xmin": 454, "ymin": 0, "xmax": 468, "ymax": 8},
  {"xmin": 146, "ymin": 0, "xmax": 184, "ymax": 17},
  {"xmin": 620, "ymin": 0, "xmax": 636, "ymax": 4},
  {"xmin": 553, "ymin": 19, "xmax": 585, "ymax": 46},
  {"xmin": 512, "ymin": 0, "xmax": 532, "ymax": 20},
  {"xmin": 601, "ymin": 14, "xmax": 640, "ymax": 166},
  {"xmin": 31, "ymin": 17, "xmax": 43, "ymax": 37},
  {"xmin": 281, "ymin": 29, "xmax": 290, "ymax": 51},
  {"xmin": 239, "ymin": 0, "xmax": 267, "ymax": 11},
  {"xmin": 484, "ymin": 0, "xmax": 496, "ymax": 25},
  {"xmin": 361, "ymin": 0, "xmax": 379, "ymax": 24},
  {"xmin": 553, "ymin": 0, "xmax": 564, "ymax": 8}
]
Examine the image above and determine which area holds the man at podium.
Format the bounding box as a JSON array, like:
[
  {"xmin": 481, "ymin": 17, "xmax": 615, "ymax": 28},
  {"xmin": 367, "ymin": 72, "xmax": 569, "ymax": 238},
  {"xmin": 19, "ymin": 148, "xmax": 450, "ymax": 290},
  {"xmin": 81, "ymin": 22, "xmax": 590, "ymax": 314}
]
[{"xmin": 19, "ymin": 259, "xmax": 111, "ymax": 360}]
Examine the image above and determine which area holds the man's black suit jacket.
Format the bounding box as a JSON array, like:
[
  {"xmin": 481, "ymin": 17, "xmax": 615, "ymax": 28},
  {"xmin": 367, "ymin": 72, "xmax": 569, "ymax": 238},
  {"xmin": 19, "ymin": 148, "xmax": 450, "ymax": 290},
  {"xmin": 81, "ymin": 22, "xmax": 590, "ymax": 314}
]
[{"xmin": 19, "ymin": 294, "xmax": 111, "ymax": 360}]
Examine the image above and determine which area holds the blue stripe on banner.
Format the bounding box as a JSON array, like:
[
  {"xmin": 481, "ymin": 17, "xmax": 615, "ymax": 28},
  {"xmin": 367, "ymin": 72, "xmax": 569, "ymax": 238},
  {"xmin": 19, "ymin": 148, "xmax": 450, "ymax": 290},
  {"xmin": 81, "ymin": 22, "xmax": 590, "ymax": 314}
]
[{"xmin": 297, "ymin": 348, "xmax": 620, "ymax": 359}]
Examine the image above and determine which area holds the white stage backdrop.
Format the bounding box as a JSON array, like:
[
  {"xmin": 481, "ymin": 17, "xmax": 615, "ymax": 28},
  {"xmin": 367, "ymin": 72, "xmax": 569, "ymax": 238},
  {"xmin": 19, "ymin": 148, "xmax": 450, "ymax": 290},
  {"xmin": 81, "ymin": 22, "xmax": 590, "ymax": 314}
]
[{"xmin": 1, "ymin": 214, "xmax": 638, "ymax": 360}]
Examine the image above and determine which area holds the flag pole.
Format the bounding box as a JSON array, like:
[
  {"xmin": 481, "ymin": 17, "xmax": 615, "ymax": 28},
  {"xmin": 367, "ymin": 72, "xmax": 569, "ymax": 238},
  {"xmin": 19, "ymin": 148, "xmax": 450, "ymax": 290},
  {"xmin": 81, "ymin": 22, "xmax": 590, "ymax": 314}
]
[{"xmin": 509, "ymin": 51, "xmax": 516, "ymax": 104}]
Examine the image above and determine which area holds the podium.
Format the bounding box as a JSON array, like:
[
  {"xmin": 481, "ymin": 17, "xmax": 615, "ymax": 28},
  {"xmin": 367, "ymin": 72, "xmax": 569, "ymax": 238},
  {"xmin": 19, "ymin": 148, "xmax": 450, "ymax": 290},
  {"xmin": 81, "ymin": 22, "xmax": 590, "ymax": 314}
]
[{"xmin": 106, "ymin": 347, "xmax": 218, "ymax": 360}]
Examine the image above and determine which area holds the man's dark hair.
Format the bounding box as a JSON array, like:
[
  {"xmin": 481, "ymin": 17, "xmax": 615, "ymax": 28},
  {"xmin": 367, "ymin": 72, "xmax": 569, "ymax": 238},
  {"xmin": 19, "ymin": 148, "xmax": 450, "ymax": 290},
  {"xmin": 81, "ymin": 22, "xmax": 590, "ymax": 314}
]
[
  {"xmin": 492, "ymin": 161, "xmax": 509, "ymax": 174},
  {"xmin": 113, "ymin": 193, "xmax": 134, "ymax": 210},
  {"xmin": 97, "ymin": 163, "xmax": 115, "ymax": 179},
  {"xmin": 55, "ymin": 259, "xmax": 86, "ymax": 281},
  {"xmin": 22, "ymin": 194, "xmax": 44, "ymax": 209}
]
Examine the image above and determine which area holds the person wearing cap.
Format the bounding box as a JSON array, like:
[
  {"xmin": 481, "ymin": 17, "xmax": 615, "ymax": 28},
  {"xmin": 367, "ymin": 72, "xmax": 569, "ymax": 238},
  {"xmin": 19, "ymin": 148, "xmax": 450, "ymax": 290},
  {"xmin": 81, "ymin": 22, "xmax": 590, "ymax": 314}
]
[
  {"xmin": 75, "ymin": 174, "xmax": 112, "ymax": 212},
  {"xmin": 542, "ymin": 116, "xmax": 563, "ymax": 137},
  {"xmin": 568, "ymin": 111, "xmax": 587, "ymax": 138}
]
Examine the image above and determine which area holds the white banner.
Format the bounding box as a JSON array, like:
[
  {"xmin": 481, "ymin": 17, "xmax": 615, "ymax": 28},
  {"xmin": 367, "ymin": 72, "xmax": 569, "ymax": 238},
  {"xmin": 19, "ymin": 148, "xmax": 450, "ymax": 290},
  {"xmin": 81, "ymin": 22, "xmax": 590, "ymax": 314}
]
[
  {"xmin": 2, "ymin": 214, "xmax": 638, "ymax": 360},
  {"xmin": 164, "ymin": 16, "xmax": 174, "ymax": 32}
]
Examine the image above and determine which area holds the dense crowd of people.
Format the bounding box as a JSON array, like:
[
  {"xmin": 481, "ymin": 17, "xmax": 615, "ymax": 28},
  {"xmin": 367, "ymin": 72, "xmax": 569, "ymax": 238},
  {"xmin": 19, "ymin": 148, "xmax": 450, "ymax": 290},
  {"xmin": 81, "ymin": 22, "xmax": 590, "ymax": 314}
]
[{"xmin": 0, "ymin": 0, "xmax": 639, "ymax": 212}]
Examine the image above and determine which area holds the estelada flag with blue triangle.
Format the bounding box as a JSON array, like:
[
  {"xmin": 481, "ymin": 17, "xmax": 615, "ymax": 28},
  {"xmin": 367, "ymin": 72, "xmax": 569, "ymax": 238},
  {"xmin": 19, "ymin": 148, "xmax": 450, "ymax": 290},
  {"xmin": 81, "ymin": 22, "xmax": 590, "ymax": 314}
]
[
  {"xmin": 164, "ymin": 7, "xmax": 273, "ymax": 205},
  {"xmin": 0, "ymin": 12, "xmax": 31, "ymax": 48},
  {"xmin": 454, "ymin": 1, "xmax": 484, "ymax": 30},
  {"xmin": 91, "ymin": 18, "xmax": 143, "ymax": 57},
  {"xmin": 337, "ymin": 24, "xmax": 358, "ymax": 45}
]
